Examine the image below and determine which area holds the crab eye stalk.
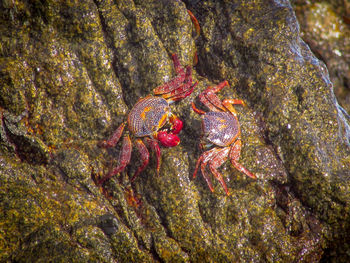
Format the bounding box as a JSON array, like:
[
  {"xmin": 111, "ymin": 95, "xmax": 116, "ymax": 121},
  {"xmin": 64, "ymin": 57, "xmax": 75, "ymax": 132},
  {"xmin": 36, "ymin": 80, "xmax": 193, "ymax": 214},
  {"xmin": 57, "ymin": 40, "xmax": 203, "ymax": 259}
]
[{"xmin": 157, "ymin": 131, "xmax": 180, "ymax": 147}]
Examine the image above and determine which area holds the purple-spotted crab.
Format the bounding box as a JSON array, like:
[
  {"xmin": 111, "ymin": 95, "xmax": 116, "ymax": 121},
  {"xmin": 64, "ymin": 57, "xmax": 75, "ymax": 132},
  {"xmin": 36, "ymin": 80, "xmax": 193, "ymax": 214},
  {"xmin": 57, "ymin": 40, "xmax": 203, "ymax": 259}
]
[
  {"xmin": 98, "ymin": 54, "xmax": 197, "ymax": 185},
  {"xmin": 192, "ymin": 81, "xmax": 256, "ymax": 195}
]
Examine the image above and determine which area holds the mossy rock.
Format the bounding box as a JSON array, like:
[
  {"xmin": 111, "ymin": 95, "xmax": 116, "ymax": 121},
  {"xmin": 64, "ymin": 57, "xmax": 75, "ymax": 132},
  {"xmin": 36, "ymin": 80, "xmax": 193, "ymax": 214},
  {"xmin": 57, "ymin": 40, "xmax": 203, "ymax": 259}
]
[{"xmin": 1, "ymin": 0, "xmax": 349, "ymax": 262}]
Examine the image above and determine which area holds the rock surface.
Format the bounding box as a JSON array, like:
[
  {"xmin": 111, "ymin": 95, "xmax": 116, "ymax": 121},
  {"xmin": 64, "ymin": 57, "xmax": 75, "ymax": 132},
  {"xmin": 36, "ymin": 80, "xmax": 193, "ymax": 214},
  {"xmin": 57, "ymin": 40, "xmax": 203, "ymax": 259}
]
[
  {"xmin": 293, "ymin": 0, "xmax": 350, "ymax": 114},
  {"xmin": 0, "ymin": 0, "xmax": 349, "ymax": 262}
]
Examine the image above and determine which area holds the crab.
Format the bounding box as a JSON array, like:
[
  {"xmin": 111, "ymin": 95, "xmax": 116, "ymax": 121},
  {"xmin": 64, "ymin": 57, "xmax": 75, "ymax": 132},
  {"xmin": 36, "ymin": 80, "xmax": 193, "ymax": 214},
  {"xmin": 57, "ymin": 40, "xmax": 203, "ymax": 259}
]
[
  {"xmin": 98, "ymin": 54, "xmax": 197, "ymax": 185},
  {"xmin": 191, "ymin": 80, "xmax": 256, "ymax": 195}
]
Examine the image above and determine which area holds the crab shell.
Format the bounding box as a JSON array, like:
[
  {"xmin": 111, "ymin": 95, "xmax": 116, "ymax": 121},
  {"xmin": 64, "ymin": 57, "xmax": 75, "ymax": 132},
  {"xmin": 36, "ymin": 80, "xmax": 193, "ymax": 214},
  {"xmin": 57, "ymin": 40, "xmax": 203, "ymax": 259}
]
[
  {"xmin": 128, "ymin": 96, "xmax": 170, "ymax": 138},
  {"xmin": 202, "ymin": 111, "xmax": 239, "ymax": 147}
]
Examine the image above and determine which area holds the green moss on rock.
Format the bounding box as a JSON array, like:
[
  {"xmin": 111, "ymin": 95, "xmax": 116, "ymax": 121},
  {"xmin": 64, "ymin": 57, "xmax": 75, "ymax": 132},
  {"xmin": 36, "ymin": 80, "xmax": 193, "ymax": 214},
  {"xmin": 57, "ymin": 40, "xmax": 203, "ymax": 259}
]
[{"xmin": 0, "ymin": 0, "xmax": 349, "ymax": 262}]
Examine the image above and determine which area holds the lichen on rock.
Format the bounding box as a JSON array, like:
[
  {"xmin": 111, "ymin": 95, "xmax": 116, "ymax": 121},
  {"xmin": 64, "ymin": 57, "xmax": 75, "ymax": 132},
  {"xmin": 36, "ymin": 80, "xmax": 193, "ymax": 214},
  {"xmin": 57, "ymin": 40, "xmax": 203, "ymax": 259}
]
[{"xmin": 0, "ymin": 0, "xmax": 349, "ymax": 262}]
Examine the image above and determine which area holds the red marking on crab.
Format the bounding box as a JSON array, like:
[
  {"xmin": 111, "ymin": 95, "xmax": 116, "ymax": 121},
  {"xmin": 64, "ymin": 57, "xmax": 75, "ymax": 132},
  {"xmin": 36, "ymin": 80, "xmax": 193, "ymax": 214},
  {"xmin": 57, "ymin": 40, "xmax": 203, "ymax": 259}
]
[
  {"xmin": 98, "ymin": 54, "xmax": 197, "ymax": 185},
  {"xmin": 192, "ymin": 81, "xmax": 256, "ymax": 195}
]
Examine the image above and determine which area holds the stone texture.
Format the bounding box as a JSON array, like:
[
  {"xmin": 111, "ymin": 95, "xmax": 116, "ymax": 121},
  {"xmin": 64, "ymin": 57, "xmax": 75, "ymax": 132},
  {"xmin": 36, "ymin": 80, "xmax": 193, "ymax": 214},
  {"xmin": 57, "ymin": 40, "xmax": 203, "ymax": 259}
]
[{"xmin": 0, "ymin": 0, "xmax": 349, "ymax": 262}]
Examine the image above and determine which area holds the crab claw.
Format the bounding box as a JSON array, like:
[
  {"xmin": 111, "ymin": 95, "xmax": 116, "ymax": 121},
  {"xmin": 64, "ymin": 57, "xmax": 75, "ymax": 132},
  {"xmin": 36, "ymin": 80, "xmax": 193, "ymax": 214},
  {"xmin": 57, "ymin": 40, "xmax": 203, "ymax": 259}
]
[
  {"xmin": 169, "ymin": 115, "xmax": 183, "ymax": 135},
  {"xmin": 157, "ymin": 130, "xmax": 180, "ymax": 147}
]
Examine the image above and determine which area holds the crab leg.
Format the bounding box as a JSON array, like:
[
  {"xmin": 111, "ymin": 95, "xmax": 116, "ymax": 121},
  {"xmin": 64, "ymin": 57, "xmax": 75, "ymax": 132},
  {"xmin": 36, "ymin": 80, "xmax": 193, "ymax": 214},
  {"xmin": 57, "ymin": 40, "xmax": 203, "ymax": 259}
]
[
  {"xmin": 191, "ymin": 102, "xmax": 206, "ymax": 115},
  {"xmin": 211, "ymin": 80, "xmax": 230, "ymax": 93},
  {"xmin": 199, "ymin": 81, "xmax": 230, "ymax": 112},
  {"xmin": 193, "ymin": 148, "xmax": 218, "ymax": 192},
  {"xmin": 161, "ymin": 67, "xmax": 198, "ymax": 102},
  {"xmin": 198, "ymin": 87, "xmax": 222, "ymax": 112},
  {"xmin": 198, "ymin": 93, "xmax": 222, "ymax": 112},
  {"xmin": 167, "ymin": 81, "xmax": 197, "ymax": 102},
  {"xmin": 153, "ymin": 54, "xmax": 186, "ymax": 95},
  {"xmin": 229, "ymin": 140, "xmax": 256, "ymax": 179},
  {"xmin": 98, "ymin": 134, "xmax": 132, "ymax": 185},
  {"xmin": 223, "ymin": 99, "xmax": 246, "ymax": 106},
  {"xmin": 187, "ymin": 10, "xmax": 200, "ymax": 38},
  {"xmin": 192, "ymin": 80, "xmax": 230, "ymax": 113},
  {"xmin": 223, "ymin": 99, "xmax": 246, "ymax": 117},
  {"xmin": 131, "ymin": 139, "xmax": 150, "ymax": 182},
  {"xmin": 209, "ymin": 147, "xmax": 231, "ymax": 195},
  {"xmin": 200, "ymin": 160, "xmax": 214, "ymax": 192},
  {"xmin": 147, "ymin": 138, "xmax": 161, "ymax": 176},
  {"xmin": 99, "ymin": 122, "xmax": 126, "ymax": 148},
  {"xmin": 172, "ymin": 53, "xmax": 185, "ymax": 75},
  {"xmin": 193, "ymin": 155, "xmax": 202, "ymax": 179}
]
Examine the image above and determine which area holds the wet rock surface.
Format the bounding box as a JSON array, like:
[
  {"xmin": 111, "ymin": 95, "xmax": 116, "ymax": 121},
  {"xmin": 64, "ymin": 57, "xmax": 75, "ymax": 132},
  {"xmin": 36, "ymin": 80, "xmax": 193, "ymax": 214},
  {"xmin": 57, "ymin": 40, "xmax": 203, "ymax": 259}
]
[
  {"xmin": 293, "ymin": 0, "xmax": 350, "ymax": 114},
  {"xmin": 0, "ymin": 0, "xmax": 349, "ymax": 262}
]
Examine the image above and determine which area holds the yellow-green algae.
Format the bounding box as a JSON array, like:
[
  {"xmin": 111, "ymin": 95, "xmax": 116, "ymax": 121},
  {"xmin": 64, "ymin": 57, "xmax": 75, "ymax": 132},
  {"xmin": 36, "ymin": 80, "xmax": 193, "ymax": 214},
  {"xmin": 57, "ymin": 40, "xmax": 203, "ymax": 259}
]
[{"xmin": 0, "ymin": 0, "xmax": 349, "ymax": 262}]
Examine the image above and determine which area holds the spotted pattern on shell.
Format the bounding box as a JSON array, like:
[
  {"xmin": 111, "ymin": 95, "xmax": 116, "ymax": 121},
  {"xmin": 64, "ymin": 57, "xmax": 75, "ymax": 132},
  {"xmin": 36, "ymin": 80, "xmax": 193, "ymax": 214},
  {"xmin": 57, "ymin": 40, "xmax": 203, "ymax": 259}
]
[
  {"xmin": 202, "ymin": 111, "xmax": 238, "ymax": 147},
  {"xmin": 128, "ymin": 96, "xmax": 169, "ymax": 137}
]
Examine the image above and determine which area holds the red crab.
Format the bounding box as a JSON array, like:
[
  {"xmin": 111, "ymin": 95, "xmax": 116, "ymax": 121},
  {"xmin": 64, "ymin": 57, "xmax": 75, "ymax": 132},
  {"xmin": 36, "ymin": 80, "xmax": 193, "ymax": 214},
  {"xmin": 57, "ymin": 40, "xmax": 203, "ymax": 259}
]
[
  {"xmin": 192, "ymin": 81, "xmax": 256, "ymax": 195},
  {"xmin": 98, "ymin": 54, "xmax": 197, "ymax": 185}
]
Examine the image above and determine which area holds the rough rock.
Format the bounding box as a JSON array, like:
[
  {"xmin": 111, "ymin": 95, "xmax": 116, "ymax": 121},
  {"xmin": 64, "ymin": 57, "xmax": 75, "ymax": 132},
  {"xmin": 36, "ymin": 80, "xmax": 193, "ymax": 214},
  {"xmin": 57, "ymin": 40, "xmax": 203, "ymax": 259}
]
[{"xmin": 1, "ymin": 0, "xmax": 349, "ymax": 262}]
